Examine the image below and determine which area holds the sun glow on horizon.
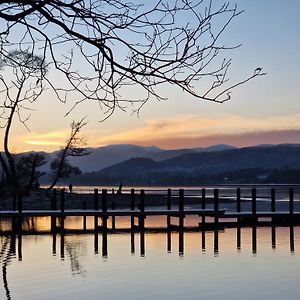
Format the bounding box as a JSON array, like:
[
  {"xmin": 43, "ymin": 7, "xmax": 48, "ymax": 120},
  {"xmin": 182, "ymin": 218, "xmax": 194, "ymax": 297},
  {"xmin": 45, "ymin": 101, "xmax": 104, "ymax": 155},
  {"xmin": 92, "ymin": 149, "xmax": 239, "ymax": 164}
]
[{"xmin": 25, "ymin": 140, "xmax": 63, "ymax": 146}]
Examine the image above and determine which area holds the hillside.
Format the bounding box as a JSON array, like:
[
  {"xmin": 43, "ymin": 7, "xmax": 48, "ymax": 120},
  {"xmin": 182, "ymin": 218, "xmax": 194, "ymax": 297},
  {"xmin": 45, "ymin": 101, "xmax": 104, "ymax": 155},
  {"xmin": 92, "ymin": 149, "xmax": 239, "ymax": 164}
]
[{"xmin": 68, "ymin": 145, "xmax": 300, "ymax": 185}]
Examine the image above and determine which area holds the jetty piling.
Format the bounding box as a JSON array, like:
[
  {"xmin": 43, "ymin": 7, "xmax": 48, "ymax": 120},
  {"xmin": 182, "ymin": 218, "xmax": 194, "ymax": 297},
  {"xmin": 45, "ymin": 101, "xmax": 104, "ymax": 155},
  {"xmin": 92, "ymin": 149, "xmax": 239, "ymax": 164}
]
[
  {"xmin": 236, "ymin": 188, "xmax": 241, "ymax": 213},
  {"xmin": 201, "ymin": 188, "xmax": 206, "ymax": 225},
  {"xmin": 138, "ymin": 189, "xmax": 145, "ymax": 230},
  {"xmin": 167, "ymin": 188, "xmax": 171, "ymax": 228},
  {"xmin": 1, "ymin": 186, "xmax": 300, "ymax": 234},
  {"xmin": 179, "ymin": 189, "xmax": 184, "ymax": 228},
  {"xmin": 252, "ymin": 188, "xmax": 257, "ymax": 217},
  {"xmin": 94, "ymin": 188, "xmax": 99, "ymax": 230},
  {"xmin": 130, "ymin": 189, "xmax": 135, "ymax": 229},
  {"xmin": 102, "ymin": 189, "xmax": 108, "ymax": 230},
  {"xmin": 214, "ymin": 189, "xmax": 219, "ymax": 224},
  {"xmin": 271, "ymin": 188, "xmax": 276, "ymax": 212},
  {"xmin": 289, "ymin": 188, "xmax": 294, "ymax": 215}
]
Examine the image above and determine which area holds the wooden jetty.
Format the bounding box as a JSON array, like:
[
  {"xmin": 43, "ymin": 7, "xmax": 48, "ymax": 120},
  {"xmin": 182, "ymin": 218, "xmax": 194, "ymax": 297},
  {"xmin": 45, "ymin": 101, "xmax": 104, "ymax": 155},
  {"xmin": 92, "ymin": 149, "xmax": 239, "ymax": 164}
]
[{"xmin": 1, "ymin": 187, "xmax": 300, "ymax": 232}]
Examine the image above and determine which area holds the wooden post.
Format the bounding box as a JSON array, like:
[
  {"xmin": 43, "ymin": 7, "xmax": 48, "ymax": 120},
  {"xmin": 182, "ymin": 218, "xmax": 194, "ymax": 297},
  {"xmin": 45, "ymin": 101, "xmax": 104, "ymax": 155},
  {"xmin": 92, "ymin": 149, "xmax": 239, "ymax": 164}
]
[
  {"xmin": 214, "ymin": 189, "xmax": 219, "ymax": 224},
  {"xmin": 60, "ymin": 189, "xmax": 65, "ymax": 232},
  {"xmin": 271, "ymin": 188, "xmax": 276, "ymax": 212},
  {"xmin": 201, "ymin": 188, "xmax": 206, "ymax": 225},
  {"xmin": 94, "ymin": 188, "xmax": 99, "ymax": 210},
  {"xmin": 289, "ymin": 188, "xmax": 294, "ymax": 215},
  {"xmin": 130, "ymin": 189, "xmax": 135, "ymax": 229},
  {"xmin": 251, "ymin": 188, "xmax": 256, "ymax": 216},
  {"xmin": 60, "ymin": 188, "xmax": 65, "ymax": 213},
  {"xmin": 236, "ymin": 188, "xmax": 241, "ymax": 213},
  {"xmin": 102, "ymin": 189, "xmax": 107, "ymax": 230},
  {"xmin": 179, "ymin": 189, "xmax": 184, "ymax": 228},
  {"xmin": 102, "ymin": 189, "xmax": 107, "ymax": 212},
  {"xmin": 167, "ymin": 189, "xmax": 171, "ymax": 228},
  {"xmin": 179, "ymin": 189, "xmax": 184, "ymax": 212},
  {"xmin": 139, "ymin": 190, "xmax": 145, "ymax": 229}
]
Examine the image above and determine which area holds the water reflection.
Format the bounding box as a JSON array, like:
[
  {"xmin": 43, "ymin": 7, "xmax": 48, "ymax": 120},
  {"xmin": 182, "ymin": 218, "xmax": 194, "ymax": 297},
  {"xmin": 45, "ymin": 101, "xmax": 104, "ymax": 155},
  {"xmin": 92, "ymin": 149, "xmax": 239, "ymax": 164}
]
[
  {"xmin": 0, "ymin": 236, "xmax": 15, "ymax": 300},
  {"xmin": 1, "ymin": 226, "xmax": 296, "ymax": 262},
  {"xmin": 0, "ymin": 218, "xmax": 300, "ymax": 299},
  {"xmin": 0, "ymin": 224, "xmax": 299, "ymax": 300}
]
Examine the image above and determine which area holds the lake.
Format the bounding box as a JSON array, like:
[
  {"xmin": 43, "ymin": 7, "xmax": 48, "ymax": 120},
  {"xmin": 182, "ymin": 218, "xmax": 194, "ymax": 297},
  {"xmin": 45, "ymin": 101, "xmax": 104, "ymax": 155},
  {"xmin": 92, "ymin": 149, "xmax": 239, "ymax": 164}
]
[{"xmin": 0, "ymin": 216, "xmax": 299, "ymax": 300}]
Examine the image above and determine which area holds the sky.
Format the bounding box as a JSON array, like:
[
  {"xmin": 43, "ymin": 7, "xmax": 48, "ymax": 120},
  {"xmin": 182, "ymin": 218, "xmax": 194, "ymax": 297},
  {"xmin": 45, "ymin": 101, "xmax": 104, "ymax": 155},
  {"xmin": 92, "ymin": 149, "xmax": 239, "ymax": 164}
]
[{"xmin": 3, "ymin": 0, "xmax": 300, "ymax": 152}]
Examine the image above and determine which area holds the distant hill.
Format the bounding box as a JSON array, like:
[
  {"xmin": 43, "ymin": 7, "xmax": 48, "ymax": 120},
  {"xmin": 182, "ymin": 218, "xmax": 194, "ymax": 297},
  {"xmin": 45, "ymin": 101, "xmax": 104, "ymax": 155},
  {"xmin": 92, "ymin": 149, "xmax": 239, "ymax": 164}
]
[
  {"xmin": 11, "ymin": 143, "xmax": 300, "ymax": 185},
  {"xmin": 71, "ymin": 144, "xmax": 300, "ymax": 185},
  {"xmin": 26, "ymin": 143, "xmax": 235, "ymax": 173}
]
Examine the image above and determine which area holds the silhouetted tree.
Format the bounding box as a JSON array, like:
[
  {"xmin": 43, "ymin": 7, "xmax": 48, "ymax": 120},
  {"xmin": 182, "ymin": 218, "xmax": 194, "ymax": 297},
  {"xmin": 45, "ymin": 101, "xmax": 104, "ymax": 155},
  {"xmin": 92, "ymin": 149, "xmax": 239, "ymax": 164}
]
[
  {"xmin": 0, "ymin": 50, "xmax": 48, "ymax": 192},
  {"xmin": 48, "ymin": 118, "xmax": 88, "ymax": 190},
  {"xmin": 0, "ymin": 1, "xmax": 265, "ymax": 120},
  {"xmin": 16, "ymin": 153, "xmax": 47, "ymax": 192}
]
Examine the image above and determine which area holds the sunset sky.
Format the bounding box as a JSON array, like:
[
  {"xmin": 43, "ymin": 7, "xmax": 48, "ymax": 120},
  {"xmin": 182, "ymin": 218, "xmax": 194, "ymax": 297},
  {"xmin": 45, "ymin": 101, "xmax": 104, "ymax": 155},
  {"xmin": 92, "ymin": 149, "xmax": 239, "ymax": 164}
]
[{"xmin": 4, "ymin": 0, "xmax": 300, "ymax": 152}]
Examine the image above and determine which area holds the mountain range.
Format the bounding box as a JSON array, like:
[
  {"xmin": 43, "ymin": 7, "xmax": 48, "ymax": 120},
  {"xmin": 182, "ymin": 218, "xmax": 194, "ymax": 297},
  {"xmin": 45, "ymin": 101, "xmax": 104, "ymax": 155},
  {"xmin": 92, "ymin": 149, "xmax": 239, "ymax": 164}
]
[
  {"xmin": 40, "ymin": 143, "xmax": 236, "ymax": 173},
  {"xmin": 16, "ymin": 143, "xmax": 300, "ymax": 184}
]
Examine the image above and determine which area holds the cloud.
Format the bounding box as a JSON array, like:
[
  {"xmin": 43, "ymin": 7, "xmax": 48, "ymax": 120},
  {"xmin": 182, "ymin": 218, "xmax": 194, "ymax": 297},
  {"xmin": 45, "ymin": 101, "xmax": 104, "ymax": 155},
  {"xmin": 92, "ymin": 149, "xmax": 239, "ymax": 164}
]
[
  {"xmin": 12, "ymin": 113, "xmax": 300, "ymax": 151},
  {"xmin": 91, "ymin": 114, "xmax": 300, "ymax": 148},
  {"xmin": 18, "ymin": 130, "xmax": 68, "ymax": 150}
]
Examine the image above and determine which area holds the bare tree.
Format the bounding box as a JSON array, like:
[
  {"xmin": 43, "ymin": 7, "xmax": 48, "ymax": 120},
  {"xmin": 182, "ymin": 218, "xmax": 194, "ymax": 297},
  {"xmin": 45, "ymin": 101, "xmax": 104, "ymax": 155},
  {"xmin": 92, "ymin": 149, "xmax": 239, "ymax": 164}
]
[
  {"xmin": 0, "ymin": 50, "xmax": 47, "ymax": 191},
  {"xmin": 0, "ymin": 1, "xmax": 265, "ymax": 120},
  {"xmin": 48, "ymin": 118, "xmax": 88, "ymax": 190}
]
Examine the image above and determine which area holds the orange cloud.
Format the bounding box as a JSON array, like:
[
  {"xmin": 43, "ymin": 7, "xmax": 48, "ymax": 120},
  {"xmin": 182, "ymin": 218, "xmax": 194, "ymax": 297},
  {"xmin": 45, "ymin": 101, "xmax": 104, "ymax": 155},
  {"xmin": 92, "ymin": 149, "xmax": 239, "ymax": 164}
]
[
  {"xmin": 16, "ymin": 130, "xmax": 69, "ymax": 151},
  {"xmin": 91, "ymin": 114, "xmax": 300, "ymax": 148}
]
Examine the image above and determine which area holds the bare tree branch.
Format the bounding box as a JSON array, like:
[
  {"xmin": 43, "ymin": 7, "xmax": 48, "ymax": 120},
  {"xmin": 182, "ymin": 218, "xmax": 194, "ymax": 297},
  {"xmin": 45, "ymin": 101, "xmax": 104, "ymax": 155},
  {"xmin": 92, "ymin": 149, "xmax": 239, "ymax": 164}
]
[{"xmin": 0, "ymin": 0, "xmax": 266, "ymax": 119}]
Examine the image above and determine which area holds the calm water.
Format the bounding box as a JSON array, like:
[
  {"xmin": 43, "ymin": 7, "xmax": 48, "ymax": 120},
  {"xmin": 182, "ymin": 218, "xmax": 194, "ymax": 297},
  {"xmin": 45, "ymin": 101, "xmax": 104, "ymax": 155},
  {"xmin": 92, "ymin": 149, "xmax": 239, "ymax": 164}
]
[{"xmin": 0, "ymin": 218, "xmax": 300, "ymax": 300}]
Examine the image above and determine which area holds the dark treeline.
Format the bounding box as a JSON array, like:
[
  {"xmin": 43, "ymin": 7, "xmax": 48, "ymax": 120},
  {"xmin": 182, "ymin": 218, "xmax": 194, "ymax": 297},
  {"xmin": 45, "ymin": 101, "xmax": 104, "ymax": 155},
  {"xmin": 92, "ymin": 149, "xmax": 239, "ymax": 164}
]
[{"xmin": 54, "ymin": 167, "xmax": 300, "ymax": 186}]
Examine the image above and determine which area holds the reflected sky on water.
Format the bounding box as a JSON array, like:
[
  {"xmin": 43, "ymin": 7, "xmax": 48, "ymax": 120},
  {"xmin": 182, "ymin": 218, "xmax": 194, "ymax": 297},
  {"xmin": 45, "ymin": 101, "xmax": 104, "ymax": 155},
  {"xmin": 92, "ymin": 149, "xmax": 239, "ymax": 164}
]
[{"xmin": 0, "ymin": 220, "xmax": 300, "ymax": 300}]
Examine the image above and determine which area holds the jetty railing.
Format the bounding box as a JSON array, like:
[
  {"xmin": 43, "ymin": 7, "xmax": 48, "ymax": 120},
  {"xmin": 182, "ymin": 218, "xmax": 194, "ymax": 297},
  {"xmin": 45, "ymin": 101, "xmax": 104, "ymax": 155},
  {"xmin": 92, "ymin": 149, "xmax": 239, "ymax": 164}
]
[{"xmin": 1, "ymin": 185, "xmax": 300, "ymax": 232}]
